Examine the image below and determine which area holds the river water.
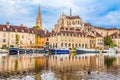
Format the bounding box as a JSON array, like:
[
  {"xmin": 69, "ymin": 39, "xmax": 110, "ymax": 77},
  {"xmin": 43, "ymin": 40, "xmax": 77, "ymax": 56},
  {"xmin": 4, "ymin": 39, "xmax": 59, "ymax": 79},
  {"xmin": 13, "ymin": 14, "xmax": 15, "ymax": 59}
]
[{"xmin": 0, "ymin": 53, "xmax": 120, "ymax": 80}]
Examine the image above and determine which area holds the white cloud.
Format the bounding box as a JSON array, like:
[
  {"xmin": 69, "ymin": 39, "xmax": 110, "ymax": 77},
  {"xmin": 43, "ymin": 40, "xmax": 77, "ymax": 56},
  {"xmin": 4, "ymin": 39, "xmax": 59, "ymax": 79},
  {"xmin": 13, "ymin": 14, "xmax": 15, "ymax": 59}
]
[{"xmin": 0, "ymin": 0, "xmax": 120, "ymax": 30}]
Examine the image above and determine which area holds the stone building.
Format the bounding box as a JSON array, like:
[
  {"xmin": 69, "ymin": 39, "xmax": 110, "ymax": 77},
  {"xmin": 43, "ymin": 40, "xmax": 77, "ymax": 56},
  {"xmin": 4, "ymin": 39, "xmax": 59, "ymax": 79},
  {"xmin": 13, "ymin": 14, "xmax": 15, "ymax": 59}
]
[
  {"xmin": 49, "ymin": 12, "xmax": 118, "ymax": 49},
  {"xmin": 0, "ymin": 22, "xmax": 35, "ymax": 48}
]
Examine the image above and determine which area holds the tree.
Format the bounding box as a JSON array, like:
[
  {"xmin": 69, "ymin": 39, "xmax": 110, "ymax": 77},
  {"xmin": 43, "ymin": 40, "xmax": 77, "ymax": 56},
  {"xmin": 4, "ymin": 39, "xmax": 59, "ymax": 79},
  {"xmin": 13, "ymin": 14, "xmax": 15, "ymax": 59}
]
[
  {"xmin": 33, "ymin": 26, "xmax": 40, "ymax": 29},
  {"xmin": 104, "ymin": 36, "xmax": 112, "ymax": 46},
  {"xmin": 110, "ymin": 42, "xmax": 117, "ymax": 47},
  {"xmin": 104, "ymin": 36, "xmax": 117, "ymax": 48},
  {"xmin": 15, "ymin": 34, "xmax": 20, "ymax": 47}
]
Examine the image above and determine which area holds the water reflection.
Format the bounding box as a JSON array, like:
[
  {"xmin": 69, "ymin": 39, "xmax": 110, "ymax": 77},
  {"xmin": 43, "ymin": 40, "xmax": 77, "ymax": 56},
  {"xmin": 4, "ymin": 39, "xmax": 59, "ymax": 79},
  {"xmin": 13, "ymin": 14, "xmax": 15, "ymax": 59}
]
[{"xmin": 0, "ymin": 54, "xmax": 120, "ymax": 79}]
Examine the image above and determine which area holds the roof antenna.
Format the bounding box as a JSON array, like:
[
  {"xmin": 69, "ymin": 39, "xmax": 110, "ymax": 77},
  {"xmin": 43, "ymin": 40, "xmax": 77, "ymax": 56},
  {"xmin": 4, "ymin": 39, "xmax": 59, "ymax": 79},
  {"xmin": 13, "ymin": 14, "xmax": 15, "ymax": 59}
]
[
  {"xmin": 69, "ymin": 0, "xmax": 72, "ymax": 16},
  {"xmin": 70, "ymin": 7, "xmax": 72, "ymax": 16}
]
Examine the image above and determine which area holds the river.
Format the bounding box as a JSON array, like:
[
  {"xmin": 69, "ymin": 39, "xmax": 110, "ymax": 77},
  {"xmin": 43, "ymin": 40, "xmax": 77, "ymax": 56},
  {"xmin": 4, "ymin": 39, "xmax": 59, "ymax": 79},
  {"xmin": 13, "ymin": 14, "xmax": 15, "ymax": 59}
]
[{"xmin": 0, "ymin": 53, "xmax": 120, "ymax": 80}]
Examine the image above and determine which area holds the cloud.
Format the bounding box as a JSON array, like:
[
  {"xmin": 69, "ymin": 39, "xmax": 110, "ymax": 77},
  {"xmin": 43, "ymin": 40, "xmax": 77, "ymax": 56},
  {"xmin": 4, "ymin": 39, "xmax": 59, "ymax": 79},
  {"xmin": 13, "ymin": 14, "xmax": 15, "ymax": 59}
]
[{"xmin": 0, "ymin": 0, "xmax": 120, "ymax": 30}]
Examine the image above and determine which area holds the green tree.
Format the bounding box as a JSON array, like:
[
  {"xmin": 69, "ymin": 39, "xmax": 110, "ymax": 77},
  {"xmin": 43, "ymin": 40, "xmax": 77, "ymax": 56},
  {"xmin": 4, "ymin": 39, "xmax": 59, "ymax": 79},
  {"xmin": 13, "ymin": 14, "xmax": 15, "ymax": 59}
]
[
  {"xmin": 104, "ymin": 36, "xmax": 112, "ymax": 46},
  {"xmin": 104, "ymin": 36, "xmax": 117, "ymax": 48},
  {"xmin": 33, "ymin": 26, "xmax": 40, "ymax": 29},
  {"xmin": 15, "ymin": 34, "xmax": 20, "ymax": 47},
  {"xmin": 110, "ymin": 42, "xmax": 117, "ymax": 47}
]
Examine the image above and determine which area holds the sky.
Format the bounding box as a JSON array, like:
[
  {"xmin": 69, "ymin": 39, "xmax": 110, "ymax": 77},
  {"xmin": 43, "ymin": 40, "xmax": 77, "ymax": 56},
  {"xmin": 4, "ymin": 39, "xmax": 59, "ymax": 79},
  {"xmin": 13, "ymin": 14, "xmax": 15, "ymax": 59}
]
[{"xmin": 0, "ymin": 0, "xmax": 120, "ymax": 31}]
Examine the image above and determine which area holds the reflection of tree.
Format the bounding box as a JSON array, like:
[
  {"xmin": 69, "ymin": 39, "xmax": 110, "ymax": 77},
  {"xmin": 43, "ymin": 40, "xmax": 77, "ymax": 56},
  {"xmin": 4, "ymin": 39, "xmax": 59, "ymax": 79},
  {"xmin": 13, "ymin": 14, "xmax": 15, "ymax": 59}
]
[{"xmin": 104, "ymin": 56, "xmax": 116, "ymax": 71}]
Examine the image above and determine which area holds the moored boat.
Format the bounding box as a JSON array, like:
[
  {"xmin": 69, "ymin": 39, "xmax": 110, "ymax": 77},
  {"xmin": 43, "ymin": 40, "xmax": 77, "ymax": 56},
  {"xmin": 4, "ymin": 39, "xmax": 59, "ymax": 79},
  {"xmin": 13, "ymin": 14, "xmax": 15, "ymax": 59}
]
[
  {"xmin": 50, "ymin": 49, "xmax": 69, "ymax": 55},
  {"xmin": 76, "ymin": 48, "xmax": 108, "ymax": 54},
  {"xmin": 9, "ymin": 47, "xmax": 19, "ymax": 55}
]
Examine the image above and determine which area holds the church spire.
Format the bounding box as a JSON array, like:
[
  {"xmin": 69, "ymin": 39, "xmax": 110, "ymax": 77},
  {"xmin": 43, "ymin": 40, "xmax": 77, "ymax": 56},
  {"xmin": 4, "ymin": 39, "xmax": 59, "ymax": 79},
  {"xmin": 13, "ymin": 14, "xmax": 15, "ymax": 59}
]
[
  {"xmin": 36, "ymin": 5, "xmax": 42, "ymax": 29},
  {"xmin": 38, "ymin": 5, "xmax": 41, "ymax": 17}
]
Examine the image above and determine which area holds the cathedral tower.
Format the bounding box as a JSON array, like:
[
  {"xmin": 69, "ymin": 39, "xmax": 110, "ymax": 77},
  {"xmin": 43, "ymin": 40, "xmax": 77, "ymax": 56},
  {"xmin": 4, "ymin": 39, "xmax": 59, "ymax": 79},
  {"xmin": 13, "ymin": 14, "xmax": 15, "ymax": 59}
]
[{"xmin": 36, "ymin": 5, "xmax": 42, "ymax": 29}]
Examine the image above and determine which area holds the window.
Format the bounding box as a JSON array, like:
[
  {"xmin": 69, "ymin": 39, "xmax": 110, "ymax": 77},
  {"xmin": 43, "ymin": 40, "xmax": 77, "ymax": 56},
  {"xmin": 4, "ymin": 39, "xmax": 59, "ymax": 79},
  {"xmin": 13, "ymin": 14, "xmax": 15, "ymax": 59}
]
[
  {"xmin": 65, "ymin": 43, "xmax": 67, "ymax": 47},
  {"xmin": 3, "ymin": 28, "xmax": 6, "ymax": 31},
  {"xmin": 61, "ymin": 43, "xmax": 63, "ymax": 47},
  {"xmin": 69, "ymin": 43, "xmax": 71, "ymax": 47},
  {"xmin": 22, "ymin": 30, "xmax": 24, "ymax": 32},
  {"xmin": 15, "ymin": 29, "xmax": 18, "ymax": 32},
  {"xmin": 3, "ymin": 39, "xmax": 6, "ymax": 43},
  {"xmin": 79, "ymin": 44, "xmax": 81, "ymax": 47},
  {"xmin": 22, "ymin": 35, "xmax": 24, "ymax": 38}
]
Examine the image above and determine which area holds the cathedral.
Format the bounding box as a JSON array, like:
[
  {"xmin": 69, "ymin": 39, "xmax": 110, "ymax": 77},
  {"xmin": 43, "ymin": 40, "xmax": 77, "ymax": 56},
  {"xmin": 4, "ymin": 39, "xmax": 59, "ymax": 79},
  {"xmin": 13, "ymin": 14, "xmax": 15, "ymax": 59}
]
[{"xmin": 49, "ymin": 8, "xmax": 120, "ymax": 49}]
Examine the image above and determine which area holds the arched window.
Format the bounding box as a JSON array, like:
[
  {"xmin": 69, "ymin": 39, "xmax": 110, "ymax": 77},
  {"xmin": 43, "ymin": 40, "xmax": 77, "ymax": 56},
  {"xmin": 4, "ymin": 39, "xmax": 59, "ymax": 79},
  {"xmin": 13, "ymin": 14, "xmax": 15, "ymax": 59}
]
[
  {"xmin": 79, "ymin": 44, "xmax": 81, "ymax": 47},
  {"xmin": 82, "ymin": 44, "xmax": 84, "ymax": 48},
  {"xmin": 72, "ymin": 43, "xmax": 74, "ymax": 48},
  {"xmin": 65, "ymin": 43, "xmax": 67, "ymax": 47},
  {"xmin": 61, "ymin": 43, "xmax": 63, "ymax": 47},
  {"xmin": 69, "ymin": 43, "xmax": 71, "ymax": 47},
  {"xmin": 76, "ymin": 44, "xmax": 77, "ymax": 47}
]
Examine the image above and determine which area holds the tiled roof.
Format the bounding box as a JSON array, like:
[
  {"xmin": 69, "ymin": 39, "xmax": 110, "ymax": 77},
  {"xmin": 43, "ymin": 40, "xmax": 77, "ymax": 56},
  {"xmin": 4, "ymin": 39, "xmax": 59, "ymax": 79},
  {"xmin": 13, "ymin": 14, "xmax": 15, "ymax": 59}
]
[
  {"xmin": 66, "ymin": 16, "xmax": 81, "ymax": 19},
  {"xmin": 95, "ymin": 26, "xmax": 118, "ymax": 30},
  {"xmin": 96, "ymin": 32, "xmax": 103, "ymax": 37},
  {"xmin": 0, "ymin": 24, "xmax": 50, "ymax": 37},
  {"xmin": 109, "ymin": 32, "xmax": 118, "ymax": 38},
  {"xmin": 84, "ymin": 23, "xmax": 92, "ymax": 26}
]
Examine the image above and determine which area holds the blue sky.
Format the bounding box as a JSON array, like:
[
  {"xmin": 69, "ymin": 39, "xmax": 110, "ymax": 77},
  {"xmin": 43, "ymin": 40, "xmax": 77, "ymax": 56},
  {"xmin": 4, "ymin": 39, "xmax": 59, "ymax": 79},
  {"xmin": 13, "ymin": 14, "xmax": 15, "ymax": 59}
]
[{"xmin": 0, "ymin": 0, "xmax": 120, "ymax": 31}]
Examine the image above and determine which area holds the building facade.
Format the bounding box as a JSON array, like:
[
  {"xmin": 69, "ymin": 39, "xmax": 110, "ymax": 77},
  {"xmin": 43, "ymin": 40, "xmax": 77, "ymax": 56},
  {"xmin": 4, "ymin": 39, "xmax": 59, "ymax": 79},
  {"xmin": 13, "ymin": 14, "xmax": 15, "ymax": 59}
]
[
  {"xmin": 0, "ymin": 22, "xmax": 35, "ymax": 48},
  {"xmin": 49, "ymin": 13, "xmax": 118, "ymax": 49}
]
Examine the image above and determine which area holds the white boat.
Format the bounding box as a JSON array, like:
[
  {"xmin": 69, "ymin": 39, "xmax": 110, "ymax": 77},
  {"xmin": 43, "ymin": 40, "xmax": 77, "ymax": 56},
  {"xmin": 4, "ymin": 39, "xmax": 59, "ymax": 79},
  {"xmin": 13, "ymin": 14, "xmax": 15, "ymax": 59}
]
[
  {"xmin": 0, "ymin": 49, "xmax": 8, "ymax": 56},
  {"xmin": 76, "ymin": 48, "xmax": 108, "ymax": 54}
]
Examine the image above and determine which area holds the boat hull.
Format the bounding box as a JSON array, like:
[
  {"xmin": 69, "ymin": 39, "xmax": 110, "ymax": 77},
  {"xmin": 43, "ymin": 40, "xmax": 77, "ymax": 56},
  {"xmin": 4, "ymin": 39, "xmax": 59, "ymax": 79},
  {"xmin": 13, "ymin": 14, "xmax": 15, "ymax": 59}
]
[
  {"xmin": 76, "ymin": 48, "xmax": 108, "ymax": 54},
  {"xmin": 51, "ymin": 49, "xmax": 69, "ymax": 54}
]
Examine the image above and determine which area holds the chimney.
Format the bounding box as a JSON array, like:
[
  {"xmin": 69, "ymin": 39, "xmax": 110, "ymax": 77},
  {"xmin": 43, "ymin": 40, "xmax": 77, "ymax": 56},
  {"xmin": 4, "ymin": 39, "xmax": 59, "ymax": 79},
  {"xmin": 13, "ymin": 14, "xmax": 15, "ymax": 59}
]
[
  {"xmin": 20, "ymin": 24, "xmax": 23, "ymax": 27},
  {"xmin": 44, "ymin": 28, "xmax": 47, "ymax": 34},
  {"xmin": 6, "ymin": 22, "xmax": 10, "ymax": 29}
]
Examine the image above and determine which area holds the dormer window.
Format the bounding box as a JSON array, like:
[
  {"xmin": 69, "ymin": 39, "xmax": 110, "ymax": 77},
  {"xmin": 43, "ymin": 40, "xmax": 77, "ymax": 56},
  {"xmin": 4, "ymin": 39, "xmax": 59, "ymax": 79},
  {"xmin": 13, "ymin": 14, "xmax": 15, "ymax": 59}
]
[
  {"xmin": 3, "ymin": 28, "xmax": 6, "ymax": 31},
  {"xmin": 15, "ymin": 29, "xmax": 18, "ymax": 32},
  {"xmin": 21, "ymin": 30, "xmax": 24, "ymax": 32}
]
